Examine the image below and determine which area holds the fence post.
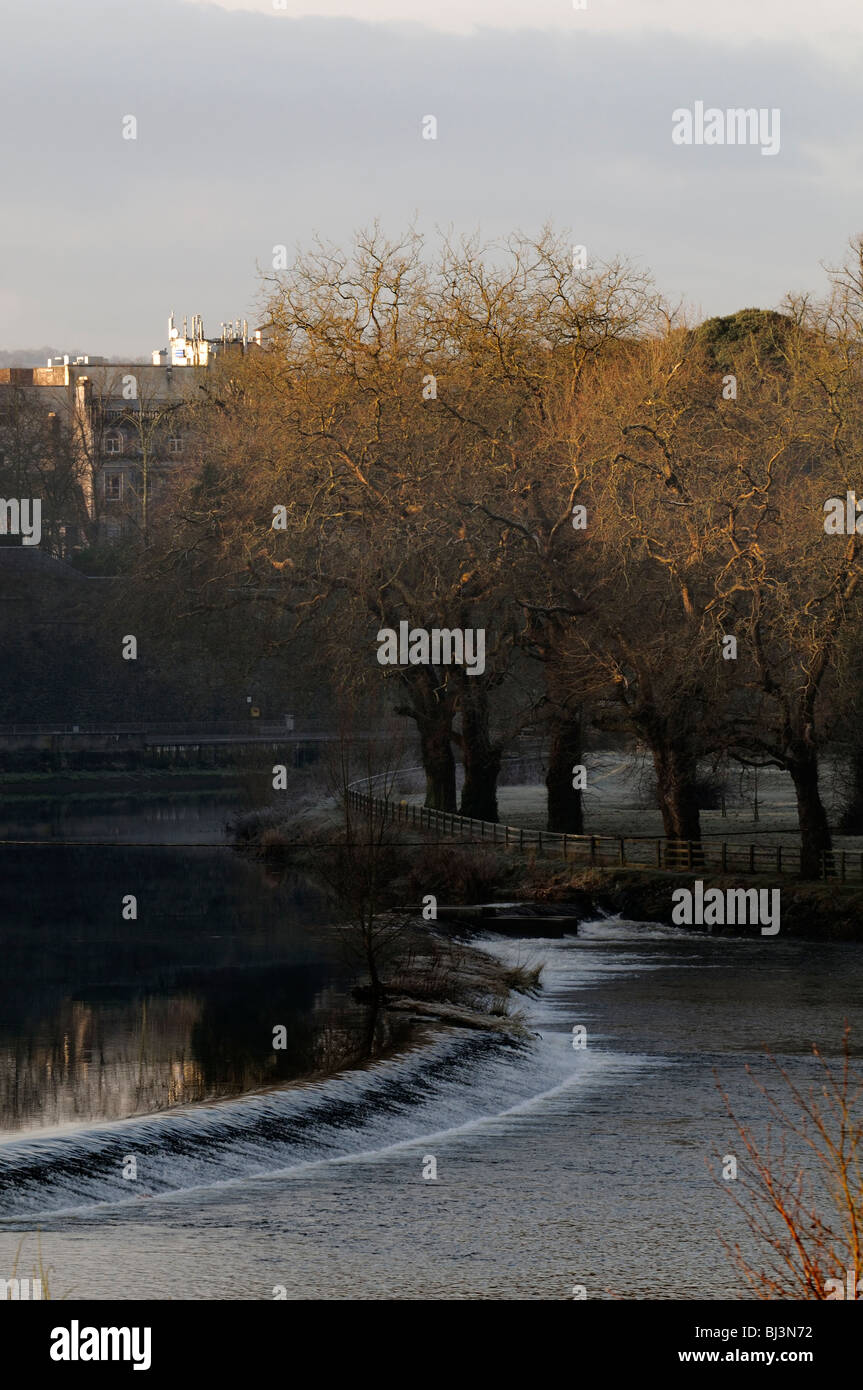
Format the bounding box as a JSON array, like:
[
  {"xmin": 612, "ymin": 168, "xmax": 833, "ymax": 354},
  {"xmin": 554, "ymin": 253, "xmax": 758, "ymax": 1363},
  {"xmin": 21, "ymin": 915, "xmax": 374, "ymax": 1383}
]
[
  {"xmin": 656, "ymin": 839, "xmax": 662, "ymax": 868},
  {"xmin": 520, "ymin": 828, "xmax": 524, "ymax": 850},
  {"xmin": 749, "ymin": 844, "xmax": 755, "ymax": 873},
  {"xmin": 618, "ymin": 837, "xmax": 625, "ymax": 866},
  {"xmin": 776, "ymin": 845, "xmax": 781, "ymax": 874},
  {"xmin": 590, "ymin": 836, "xmax": 597, "ymax": 866},
  {"xmin": 538, "ymin": 831, "xmax": 543, "ymax": 855},
  {"xmin": 721, "ymin": 842, "xmax": 727, "ymax": 872},
  {"xmin": 841, "ymin": 850, "xmax": 846, "ymax": 883},
  {"xmin": 563, "ymin": 834, "xmax": 568, "ymax": 860}
]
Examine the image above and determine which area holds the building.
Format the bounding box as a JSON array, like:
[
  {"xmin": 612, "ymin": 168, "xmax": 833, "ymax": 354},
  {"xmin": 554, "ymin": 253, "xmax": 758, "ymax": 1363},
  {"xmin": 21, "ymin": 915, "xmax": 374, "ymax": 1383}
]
[
  {"xmin": 151, "ymin": 312, "xmax": 262, "ymax": 368},
  {"xmin": 0, "ymin": 314, "xmax": 260, "ymax": 551}
]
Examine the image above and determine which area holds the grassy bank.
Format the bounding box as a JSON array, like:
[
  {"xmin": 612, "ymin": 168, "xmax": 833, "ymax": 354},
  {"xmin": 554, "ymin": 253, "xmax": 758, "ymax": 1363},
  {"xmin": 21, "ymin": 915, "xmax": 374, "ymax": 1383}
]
[
  {"xmin": 521, "ymin": 865, "xmax": 863, "ymax": 941},
  {"xmin": 239, "ymin": 804, "xmax": 863, "ymax": 943}
]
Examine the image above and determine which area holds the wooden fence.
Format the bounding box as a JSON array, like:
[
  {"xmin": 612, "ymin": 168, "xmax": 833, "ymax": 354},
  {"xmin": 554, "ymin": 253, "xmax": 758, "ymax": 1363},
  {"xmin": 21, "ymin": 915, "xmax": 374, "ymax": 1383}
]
[{"xmin": 346, "ymin": 784, "xmax": 859, "ymax": 882}]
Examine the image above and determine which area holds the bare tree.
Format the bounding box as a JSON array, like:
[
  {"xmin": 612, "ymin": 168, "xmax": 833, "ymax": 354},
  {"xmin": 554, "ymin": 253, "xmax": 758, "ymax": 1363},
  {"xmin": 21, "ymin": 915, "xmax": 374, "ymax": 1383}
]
[{"xmin": 716, "ymin": 1030, "xmax": 862, "ymax": 1299}]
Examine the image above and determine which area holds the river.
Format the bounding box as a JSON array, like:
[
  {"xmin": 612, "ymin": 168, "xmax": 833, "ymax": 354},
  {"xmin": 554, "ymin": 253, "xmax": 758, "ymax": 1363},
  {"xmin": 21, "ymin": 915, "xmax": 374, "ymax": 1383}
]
[{"xmin": 1, "ymin": 792, "xmax": 861, "ymax": 1299}]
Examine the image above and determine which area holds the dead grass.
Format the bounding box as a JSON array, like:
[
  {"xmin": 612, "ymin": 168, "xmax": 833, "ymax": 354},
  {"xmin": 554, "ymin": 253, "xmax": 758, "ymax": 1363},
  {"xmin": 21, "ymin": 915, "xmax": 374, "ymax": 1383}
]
[{"xmin": 5, "ymin": 1230, "xmax": 71, "ymax": 1300}]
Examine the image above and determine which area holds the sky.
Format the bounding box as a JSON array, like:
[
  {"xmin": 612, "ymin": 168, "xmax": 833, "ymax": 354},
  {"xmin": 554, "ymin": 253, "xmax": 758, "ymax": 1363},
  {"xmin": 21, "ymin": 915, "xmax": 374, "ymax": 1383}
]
[
  {"xmin": 0, "ymin": 0, "xmax": 860, "ymax": 357},
  {"xmin": 189, "ymin": 0, "xmax": 863, "ymax": 49}
]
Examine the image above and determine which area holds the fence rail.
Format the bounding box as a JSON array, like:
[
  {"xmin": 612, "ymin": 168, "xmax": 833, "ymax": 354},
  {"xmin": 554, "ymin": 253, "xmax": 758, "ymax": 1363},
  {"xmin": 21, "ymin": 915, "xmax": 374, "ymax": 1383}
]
[{"xmin": 346, "ymin": 786, "xmax": 857, "ymax": 882}]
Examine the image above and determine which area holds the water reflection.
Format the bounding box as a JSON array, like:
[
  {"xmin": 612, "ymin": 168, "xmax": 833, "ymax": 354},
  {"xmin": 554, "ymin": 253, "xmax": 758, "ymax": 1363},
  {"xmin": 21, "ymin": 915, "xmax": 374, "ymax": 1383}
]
[{"xmin": 0, "ymin": 795, "xmax": 408, "ymax": 1135}]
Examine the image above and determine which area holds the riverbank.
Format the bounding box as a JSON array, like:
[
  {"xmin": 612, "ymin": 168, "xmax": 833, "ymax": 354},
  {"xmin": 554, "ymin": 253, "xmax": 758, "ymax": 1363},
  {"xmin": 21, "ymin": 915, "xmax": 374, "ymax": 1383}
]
[
  {"xmin": 524, "ymin": 866, "xmax": 863, "ymax": 941},
  {"xmin": 232, "ymin": 796, "xmax": 541, "ymax": 1036},
  {"xmin": 238, "ymin": 798, "xmax": 863, "ymax": 942}
]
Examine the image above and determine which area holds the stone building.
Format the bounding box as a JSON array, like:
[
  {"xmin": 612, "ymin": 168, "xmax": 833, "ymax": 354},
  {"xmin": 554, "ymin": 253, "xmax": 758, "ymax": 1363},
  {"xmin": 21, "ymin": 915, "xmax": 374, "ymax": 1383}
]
[{"xmin": 0, "ymin": 314, "xmax": 258, "ymax": 551}]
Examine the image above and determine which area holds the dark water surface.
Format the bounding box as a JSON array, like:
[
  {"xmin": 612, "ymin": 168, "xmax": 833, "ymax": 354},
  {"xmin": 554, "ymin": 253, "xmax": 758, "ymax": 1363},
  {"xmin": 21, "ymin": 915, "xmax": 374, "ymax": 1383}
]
[
  {"xmin": 0, "ymin": 794, "xmax": 387, "ymax": 1135},
  {"xmin": 1, "ymin": 795, "xmax": 861, "ymax": 1299}
]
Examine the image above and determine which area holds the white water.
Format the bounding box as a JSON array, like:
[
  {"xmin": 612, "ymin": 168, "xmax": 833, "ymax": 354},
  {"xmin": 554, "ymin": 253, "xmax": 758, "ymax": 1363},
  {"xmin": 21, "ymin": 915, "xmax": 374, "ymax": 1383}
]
[
  {"xmin": 0, "ymin": 965, "xmax": 636, "ymax": 1223},
  {"xmin": 3, "ymin": 918, "xmax": 861, "ymax": 1299}
]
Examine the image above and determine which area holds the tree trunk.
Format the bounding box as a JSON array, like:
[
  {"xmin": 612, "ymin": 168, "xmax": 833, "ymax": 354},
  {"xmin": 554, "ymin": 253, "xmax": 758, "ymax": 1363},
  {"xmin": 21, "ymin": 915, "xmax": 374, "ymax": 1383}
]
[
  {"xmin": 546, "ymin": 705, "xmax": 584, "ymax": 833},
  {"xmin": 458, "ymin": 678, "xmax": 502, "ymax": 821},
  {"xmin": 396, "ymin": 669, "xmax": 458, "ymax": 812},
  {"xmin": 648, "ymin": 729, "xmax": 703, "ymax": 866},
  {"xmin": 359, "ymin": 998, "xmax": 382, "ymax": 1059},
  {"xmin": 419, "ymin": 715, "xmax": 457, "ymax": 811},
  {"xmin": 789, "ymin": 748, "xmax": 832, "ymax": 879}
]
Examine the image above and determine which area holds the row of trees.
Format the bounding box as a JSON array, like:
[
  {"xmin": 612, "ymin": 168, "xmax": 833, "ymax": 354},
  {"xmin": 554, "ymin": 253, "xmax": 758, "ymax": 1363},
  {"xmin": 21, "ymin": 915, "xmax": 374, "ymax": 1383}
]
[{"xmin": 140, "ymin": 226, "xmax": 863, "ymax": 878}]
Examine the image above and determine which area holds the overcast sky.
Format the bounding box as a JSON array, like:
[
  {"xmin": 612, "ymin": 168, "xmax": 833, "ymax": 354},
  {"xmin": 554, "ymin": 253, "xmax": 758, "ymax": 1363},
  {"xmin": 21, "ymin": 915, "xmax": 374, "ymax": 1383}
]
[{"xmin": 1, "ymin": 0, "xmax": 860, "ymax": 357}]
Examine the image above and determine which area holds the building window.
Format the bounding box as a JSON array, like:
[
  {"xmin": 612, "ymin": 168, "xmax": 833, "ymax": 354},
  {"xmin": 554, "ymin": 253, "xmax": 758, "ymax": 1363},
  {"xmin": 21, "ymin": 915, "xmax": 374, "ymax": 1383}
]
[
  {"xmin": 105, "ymin": 473, "xmax": 122, "ymax": 502},
  {"xmin": 168, "ymin": 435, "xmax": 182, "ymax": 455},
  {"xmin": 105, "ymin": 434, "xmax": 122, "ymax": 454}
]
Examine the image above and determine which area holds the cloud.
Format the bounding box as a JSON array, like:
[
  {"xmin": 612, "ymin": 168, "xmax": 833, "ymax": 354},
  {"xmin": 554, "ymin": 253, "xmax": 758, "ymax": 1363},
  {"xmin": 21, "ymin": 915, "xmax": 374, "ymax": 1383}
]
[
  {"xmin": 0, "ymin": 0, "xmax": 859, "ymax": 354},
  {"xmin": 188, "ymin": 0, "xmax": 863, "ymax": 53}
]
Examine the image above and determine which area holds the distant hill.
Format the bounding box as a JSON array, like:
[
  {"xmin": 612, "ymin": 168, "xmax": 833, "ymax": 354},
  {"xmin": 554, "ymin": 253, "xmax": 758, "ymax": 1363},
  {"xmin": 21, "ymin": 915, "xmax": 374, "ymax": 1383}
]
[
  {"xmin": 0, "ymin": 348, "xmax": 147, "ymax": 367},
  {"xmin": 0, "ymin": 347, "xmax": 80, "ymax": 367}
]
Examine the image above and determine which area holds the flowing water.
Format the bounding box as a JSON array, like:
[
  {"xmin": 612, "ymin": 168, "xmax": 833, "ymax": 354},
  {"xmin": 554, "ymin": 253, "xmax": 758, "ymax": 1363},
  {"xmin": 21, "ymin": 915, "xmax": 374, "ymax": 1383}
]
[{"xmin": 1, "ymin": 794, "xmax": 861, "ymax": 1299}]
